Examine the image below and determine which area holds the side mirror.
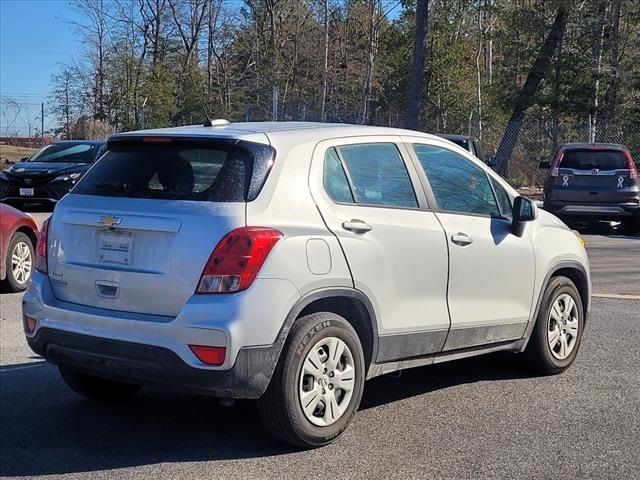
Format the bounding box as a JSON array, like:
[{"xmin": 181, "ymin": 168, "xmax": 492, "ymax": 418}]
[
  {"xmin": 486, "ymin": 156, "xmax": 497, "ymax": 168},
  {"xmin": 19, "ymin": 156, "xmax": 29, "ymax": 162},
  {"xmin": 539, "ymin": 161, "xmax": 551, "ymax": 169},
  {"xmin": 512, "ymin": 196, "xmax": 538, "ymax": 237}
]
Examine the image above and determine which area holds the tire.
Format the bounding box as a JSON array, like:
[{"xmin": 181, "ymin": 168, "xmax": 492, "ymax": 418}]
[
  {"xmin": 258, "ymin": 312, "xmax": 366, "ymax": 448},
  {"xmin": 524, "ymin": 276, "xmax": 584, "ymax": 375},
  {"xmin": 1, "ymin": 232, "xmax": 34, "ymax": 292},
  {"xmin": 626, "ymin": 213, "xmax": 640, "ymax": 235},
  {"xmin": 59, "ymin": 367, "xmax": 142, "ymax": 401}
]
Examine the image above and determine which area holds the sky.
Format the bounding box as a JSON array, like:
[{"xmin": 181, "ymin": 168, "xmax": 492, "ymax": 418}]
[{"xmin": 1, "ymin": 0, "xmax": 81, "ymax": 101}]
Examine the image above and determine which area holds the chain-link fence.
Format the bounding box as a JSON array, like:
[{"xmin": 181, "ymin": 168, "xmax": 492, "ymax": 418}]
[
  {"xmin": 0, "ymin": 97, "xmax": 56, "ymax": 149},
  {"xmin": 3, "ymin": 96, "xmax": 638, "ymax": 188}
]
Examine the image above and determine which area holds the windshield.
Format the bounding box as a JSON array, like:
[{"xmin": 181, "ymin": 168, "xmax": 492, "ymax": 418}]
[
  {"xmin": 73, "ymin": 139, "xmax": 275, "ymax": 202},
  {"xmin": 561, "ymin": 149, "xmax": 628, "ymax": 170},
  {"xmin": 28, "ymin": 143, "xmax": 99, "ymax": 164}
]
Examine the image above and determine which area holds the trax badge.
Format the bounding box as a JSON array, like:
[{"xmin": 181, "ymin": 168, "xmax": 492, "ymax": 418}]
[{"xmin": 98, "ymin": 215, "xmax": 122, "ymax": 228}]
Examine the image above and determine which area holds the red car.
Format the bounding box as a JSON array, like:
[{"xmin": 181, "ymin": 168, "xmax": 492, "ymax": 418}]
[{"xmin": 0, "ymin": 204, "xmax": 39, "ymax": 292}]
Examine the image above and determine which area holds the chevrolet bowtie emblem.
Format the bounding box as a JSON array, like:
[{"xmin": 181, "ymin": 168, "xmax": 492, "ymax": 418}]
[{"xmin": 98, "ymin": 215, "xmax": 122, "ymax": 228}]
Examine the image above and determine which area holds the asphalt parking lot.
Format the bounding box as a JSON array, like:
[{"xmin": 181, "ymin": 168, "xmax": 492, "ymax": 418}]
[{"xmin": 1, "ymin": 212, "xmax": 639, "ymax": 479}]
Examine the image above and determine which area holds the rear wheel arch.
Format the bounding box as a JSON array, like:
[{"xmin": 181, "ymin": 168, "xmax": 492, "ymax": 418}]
[{"xmin": 283, "ymin": 288, "xmax": 379, "ymax": 373}]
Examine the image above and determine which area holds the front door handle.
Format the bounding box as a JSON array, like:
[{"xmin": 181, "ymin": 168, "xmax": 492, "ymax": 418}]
[
  {"xmin": 342, "ymin": 219, "xmax": 372, "ymax": 234},
  {"xmin": 451, "ymin": 232, "xmax": 473, "ymax": 246}
]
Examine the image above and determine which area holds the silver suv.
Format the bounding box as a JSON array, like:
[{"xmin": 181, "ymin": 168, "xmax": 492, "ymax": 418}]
[{"xmin": 24, "ymin": 122, "xmax": 590, "ymax": 448}]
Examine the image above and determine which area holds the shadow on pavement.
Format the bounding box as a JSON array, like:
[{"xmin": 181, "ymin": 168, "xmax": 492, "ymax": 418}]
[
  {"xmin": 0, "ymin": 352, "xmax": 533, "ymax": 476},
  {"xmin": 568, "ymin": 219, "xmax": 639, "ymax": 239}
]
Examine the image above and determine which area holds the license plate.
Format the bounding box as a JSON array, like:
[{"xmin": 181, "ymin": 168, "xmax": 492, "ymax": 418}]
[
  {"xmin": 19, "ymin": 188, "xmax": 34, "ymax": 196},
  {"xmin": 98, "ymin": 230, "xmax": 132, "ymax": 265}
]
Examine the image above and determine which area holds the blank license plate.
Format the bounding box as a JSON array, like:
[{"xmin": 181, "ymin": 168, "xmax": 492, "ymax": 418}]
[
  {"xmin": 98, "ymin": 231, "xmax": 132, "ymax": 265},
  {"xmin": 19, "ymin": 188, "xmax": 34, "ymax": 196}
]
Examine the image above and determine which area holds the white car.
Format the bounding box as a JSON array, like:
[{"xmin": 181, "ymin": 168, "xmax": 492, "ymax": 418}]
[{"xmin": 23, "ymin": 121, "xmax": 590, "ymax": 448}]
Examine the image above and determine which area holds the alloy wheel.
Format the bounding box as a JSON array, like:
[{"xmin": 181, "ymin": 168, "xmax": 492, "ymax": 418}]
[
  {"xmin": 299, "ymin": 337, "xmax": 356, "ymax": 427},
  {"xmin": 11, "ymin": 241, "xmax": 32, "ymax": 285},
  {"xmin": 547, "ymin": 293, "xmax": 579, "ymax": 360}
]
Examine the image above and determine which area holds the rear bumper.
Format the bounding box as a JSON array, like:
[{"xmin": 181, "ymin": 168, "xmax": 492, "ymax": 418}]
[
  {"xmin": 22, "ymin": 270, "xmax": 301, "ymax": 398},
  {"xmin": 543, "ymin": 200, "xmax": 640, "ymax": 218},
  {"xmin": 27, "ymin": 328, "xmax": 279, "ymax": 398}
]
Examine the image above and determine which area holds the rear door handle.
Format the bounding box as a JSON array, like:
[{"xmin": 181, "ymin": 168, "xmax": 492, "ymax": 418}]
[
  {"xmin": 342, "ymin": 219, "xmax": 372, "ymax": 234},
  {"xmin": 451, "ymin": 232, "xmax": 473, "ymax": 246}
]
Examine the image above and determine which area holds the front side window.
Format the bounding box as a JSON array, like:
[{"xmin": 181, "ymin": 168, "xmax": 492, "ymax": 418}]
[
  {"xmin": 333, "ymin": 143, "xmax": 418, "ymax": 208},
  {"xmin": 413, "ymin": 144, "xmax": 499, "ymax": 216}
]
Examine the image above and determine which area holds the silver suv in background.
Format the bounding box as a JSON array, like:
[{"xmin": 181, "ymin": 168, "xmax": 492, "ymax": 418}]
[
  {"xmin": 540, "ymin": 143, "xmax": 640, "ymax": 233},
  {"xmin": 24, "ymin": 122, "xmax": 590, "ymax": 448}
]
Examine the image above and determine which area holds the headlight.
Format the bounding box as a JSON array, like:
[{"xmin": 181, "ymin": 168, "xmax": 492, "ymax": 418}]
[{"xmin": 53, "ymin": 172, "xmax": 82, "ymax": 182}]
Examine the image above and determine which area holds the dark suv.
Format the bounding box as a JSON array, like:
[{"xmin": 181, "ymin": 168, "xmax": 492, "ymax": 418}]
[{"xmin": 540, "ymin": 143, "xmax": 640, "ymax": 232}]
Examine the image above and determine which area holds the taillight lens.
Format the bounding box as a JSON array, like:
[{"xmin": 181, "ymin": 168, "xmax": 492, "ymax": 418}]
[
  {"xmin": 196, "ymin": 227, "xmax": 283, "ymax": 294},
  {"xmin": 189, "ymin": 345, "xmax": 226, "ymax": 365},
  {"xmin": 551, "ymin": 150, "xmax": 564, "ymax": 177},
  {"xmin": 35, "ymin": 218, "xmax": 50, "ymax": 273},
  {"xmin": 623, "ymin": 150, "xmax": 638, "ymax": 179}
]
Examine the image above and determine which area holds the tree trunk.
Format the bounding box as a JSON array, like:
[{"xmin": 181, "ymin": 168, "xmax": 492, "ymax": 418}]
[
  {"xmin": 474, "ymin": 0, "xmax": 483, "ymax": 139},
  {"xmin": 405, "ymin": 0, "xmax": 429, "ymax": 130},
  {"xmin": 589, "ymin": 0, "xmax": 609, "ymax": 143},
  {"xmin": 321, "ymin": 0, "xmax": 329, "ymax": 122},
  {"xmin": 494, "ymin": 7, "xmax": 569, "ymax": 176},
  {"xmin": 604, "ymin": 0, "xmax": 622, "ymax": 136}
]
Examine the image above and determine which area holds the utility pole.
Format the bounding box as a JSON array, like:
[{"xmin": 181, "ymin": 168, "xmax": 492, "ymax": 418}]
[
  {"xmin": 272, "ymin": 85, "xmax": 278, "ymax": 121},
  {"xmin": 41, "ymin": 102, "xmax": 45, "ymax": 146}
]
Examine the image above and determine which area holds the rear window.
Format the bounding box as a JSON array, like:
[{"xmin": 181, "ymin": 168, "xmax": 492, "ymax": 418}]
[
  {"xmin": 560, "ymin": 150, "xmax": 628, "ymax": 170},
  {"xmin": 73, "ymin": 139, "xmax": 275, "ymax": 202}
]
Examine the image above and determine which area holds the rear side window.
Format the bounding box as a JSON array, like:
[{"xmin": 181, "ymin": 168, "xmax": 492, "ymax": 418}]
[
  {"xmin": 413, "ymin": 144, "xmax": 500, "ymax": 217},
  {"xmin": 73, "ymin": 139, "xmax": 275, "ymax": 202},
  {"xmin": 560, "ymin": 150, "xmax": 628, "ymax": 170},
  {"xmin": 331, "ymin": 143, "xmax": 418, "ymax": 208}
]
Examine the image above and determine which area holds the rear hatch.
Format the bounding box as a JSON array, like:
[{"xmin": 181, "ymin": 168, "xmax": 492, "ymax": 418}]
[
  {"xmin": 554, "ymin": 148, "xmax": 638, "ymax": 203},
  {"xmin": 47, "ymin": 136, "xmax": 274, "ymax": 317}
]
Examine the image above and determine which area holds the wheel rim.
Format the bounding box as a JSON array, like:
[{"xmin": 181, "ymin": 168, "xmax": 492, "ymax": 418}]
[
  {"xmin": 11, "ymin": 241, "xmax": 32, "ymax": 285},
  {"xmin": 299, "ymin": 337, "xmax": 356, "ymax": 427},
  {"xmin": 547, "ymin": 293, "xmax": 579, "ymax": 360}
]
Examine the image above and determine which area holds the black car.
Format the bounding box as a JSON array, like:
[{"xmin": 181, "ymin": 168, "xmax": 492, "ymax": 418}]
[{"xmin": 0, "ymin": 140, "xmax": 106, "ymax": 206}]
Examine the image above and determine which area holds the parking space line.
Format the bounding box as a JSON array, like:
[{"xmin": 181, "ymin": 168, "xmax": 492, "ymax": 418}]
[
  {"xmin": 0, "ymin": 363, "xmax": 46, "ymax": 373},
  {"xmin": 593, "ymin": 293, "xmax": 640, "ymax": 300}
]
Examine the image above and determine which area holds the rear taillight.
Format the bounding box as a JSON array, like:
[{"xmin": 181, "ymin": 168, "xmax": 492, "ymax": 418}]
[
  {"xmin": 35, "ymin": 218, "xmax": 50, "ymax": 274},
  {"xmin": 196, "ymin": 227, "xmax": 283, "ymax": 294},
  {"xmin": 551, "ymin": 150, "xmax": 564, "ymax": 177},
  {"xmin": 623, "ymin": 150, "xmax": 638, "ymax": 179}
]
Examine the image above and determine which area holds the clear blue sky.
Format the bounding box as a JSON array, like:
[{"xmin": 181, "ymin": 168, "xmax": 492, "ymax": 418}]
[{"xmin": 1, "ymin": 0, "xmax": 80, "ymax": 101}]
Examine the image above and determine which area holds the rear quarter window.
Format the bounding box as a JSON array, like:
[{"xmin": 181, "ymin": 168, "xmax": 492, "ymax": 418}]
[{"xmin": 73, "ymin": 139, "xmax": 275, "ymax": 202}]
